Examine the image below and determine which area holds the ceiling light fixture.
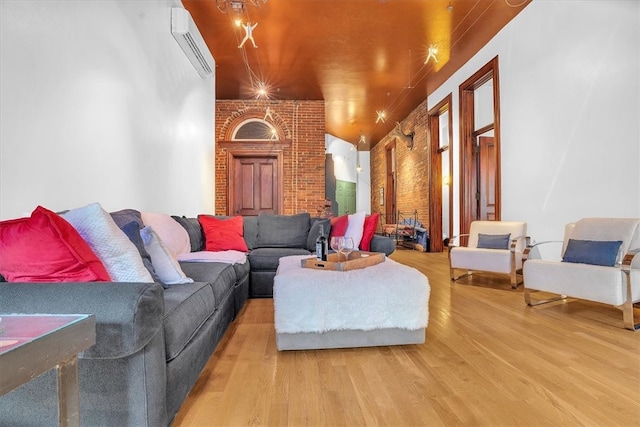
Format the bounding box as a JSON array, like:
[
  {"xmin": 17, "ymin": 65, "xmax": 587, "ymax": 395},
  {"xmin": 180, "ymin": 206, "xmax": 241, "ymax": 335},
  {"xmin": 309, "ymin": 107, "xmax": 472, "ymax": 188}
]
[
  {"xmin": 376, "ymin": 110, "xmax": 386, "ymax": 123},
  {"xmin": 216, "ymin": 0, "xmax": 267, "ymax": 15},
  {"xmin": 255, "ymin": 82, "xmax": 269, "ymax": 98}
]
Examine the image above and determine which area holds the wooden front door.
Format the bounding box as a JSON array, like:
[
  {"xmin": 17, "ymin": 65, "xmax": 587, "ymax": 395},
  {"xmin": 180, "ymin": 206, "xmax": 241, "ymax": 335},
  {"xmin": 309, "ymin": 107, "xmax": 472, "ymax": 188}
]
[
  {"xmin": 231, "ymin": 156, "xmax": 278, "ymax": 215},
  {"xmin": 478, "ymin": 136, "xmax": 497, "ymax": 221}
]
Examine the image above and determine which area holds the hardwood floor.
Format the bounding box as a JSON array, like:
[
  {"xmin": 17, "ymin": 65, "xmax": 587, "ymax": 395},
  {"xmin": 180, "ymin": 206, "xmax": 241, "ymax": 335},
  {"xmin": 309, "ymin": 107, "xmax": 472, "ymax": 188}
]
[{"xmin": 173, "ymin": 249, "xmax": 640, "ymax": 426}]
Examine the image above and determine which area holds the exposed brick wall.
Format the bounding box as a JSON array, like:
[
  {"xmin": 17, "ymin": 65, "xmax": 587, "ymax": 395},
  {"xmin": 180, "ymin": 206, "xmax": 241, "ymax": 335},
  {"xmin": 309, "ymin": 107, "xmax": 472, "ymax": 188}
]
[
  {"xmin": 215, "ymin": 100, "xmax": 326, "ymax": 216},
  {"xmin": 371, "ymin": 100, "xmax": 430, "ymax": 231}
]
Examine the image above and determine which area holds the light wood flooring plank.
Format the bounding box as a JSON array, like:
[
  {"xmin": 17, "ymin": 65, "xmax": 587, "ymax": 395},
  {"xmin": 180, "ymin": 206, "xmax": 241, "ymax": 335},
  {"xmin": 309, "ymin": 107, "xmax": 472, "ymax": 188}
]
[{"xmin": 174, "ymin": 250, "xmax": 640, "ymax": 426}]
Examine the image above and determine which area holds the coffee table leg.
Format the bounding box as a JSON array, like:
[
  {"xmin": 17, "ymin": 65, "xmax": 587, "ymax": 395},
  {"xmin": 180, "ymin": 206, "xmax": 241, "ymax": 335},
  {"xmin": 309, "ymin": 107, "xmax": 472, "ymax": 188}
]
[{"xmin": 57, "ymin": 356, "xmax": 80, "ymax": 427}]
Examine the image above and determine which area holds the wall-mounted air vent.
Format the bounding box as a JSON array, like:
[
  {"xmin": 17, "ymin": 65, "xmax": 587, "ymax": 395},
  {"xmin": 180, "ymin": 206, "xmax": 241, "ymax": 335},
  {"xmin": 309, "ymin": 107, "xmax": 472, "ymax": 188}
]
[{"xmin": 171, "ymin": 7, "xmax": 215, "ymax": 79}]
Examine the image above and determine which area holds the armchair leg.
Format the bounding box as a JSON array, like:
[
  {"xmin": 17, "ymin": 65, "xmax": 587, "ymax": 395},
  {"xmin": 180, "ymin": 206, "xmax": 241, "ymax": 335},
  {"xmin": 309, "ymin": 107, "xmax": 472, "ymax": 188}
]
[
  {"xmin": 448, "ymin": 251, "xmax": 472, "ymax": 282},
  {"xmin": 510, "ymin": 268, "xmax": 523, "ymax": 289},
  {"xmin": 524, "ymin": 288, "xmax": 566, "ymax": 306},
  {"xmin": 622, "ymin": 300, "xmax": 639, "ymax": 331},
  {"xmin": 621, "ymin": 270, "xmax": 639, "ymax": 331},
  {"xmin": 450, "ymin": 268, "xmax": 472, "ymax": 282}
]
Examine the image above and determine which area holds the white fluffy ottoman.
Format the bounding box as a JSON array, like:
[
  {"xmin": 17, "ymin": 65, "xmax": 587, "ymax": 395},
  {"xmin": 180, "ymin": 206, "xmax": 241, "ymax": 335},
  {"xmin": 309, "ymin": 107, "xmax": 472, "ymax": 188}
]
[{"xmin": 273, "ymin": 255, "xmax": 430, "ymax": 350}]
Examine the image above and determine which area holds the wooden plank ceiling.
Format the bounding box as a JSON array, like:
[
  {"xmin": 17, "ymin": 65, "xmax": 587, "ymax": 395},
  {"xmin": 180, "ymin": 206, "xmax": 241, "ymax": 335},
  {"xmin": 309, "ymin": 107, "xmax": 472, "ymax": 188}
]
[{"xmin": 183, "ymin": 0, "xmax": 531, "ymax": 149}]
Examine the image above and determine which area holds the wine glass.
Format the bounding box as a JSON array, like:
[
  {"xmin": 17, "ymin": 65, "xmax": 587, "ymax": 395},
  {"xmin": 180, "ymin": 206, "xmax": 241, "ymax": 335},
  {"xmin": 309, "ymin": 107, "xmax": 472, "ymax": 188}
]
[
  {"xmin": 330, "ymin": 236, "xmax": 340, "ymax": 260},
  {"xmin": 339, "ymin": 237, "xmax": 355, "ymax": 262}
]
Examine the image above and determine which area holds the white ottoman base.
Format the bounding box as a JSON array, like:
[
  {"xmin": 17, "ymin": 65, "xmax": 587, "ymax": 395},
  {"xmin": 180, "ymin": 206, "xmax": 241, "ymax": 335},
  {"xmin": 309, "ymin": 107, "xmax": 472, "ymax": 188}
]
[{"xmin": 276, "ymin": 327, "xmax": 425, "ymax": 351}]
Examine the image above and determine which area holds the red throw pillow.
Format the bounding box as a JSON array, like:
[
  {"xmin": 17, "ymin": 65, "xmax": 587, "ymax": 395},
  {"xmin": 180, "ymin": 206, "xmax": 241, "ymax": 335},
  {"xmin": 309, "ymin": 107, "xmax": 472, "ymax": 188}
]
[
  {"xmin": 0, "ymin": 206, "xmax": 111, "ymax": 282},
  {"xmin": 329, "ymin": 214, "xmax": 349, "ymax": 240},
  {"xmin": 198, "ymin": 215, "xmax": 249, "ymax": 252},
  {"xmin": 360, "ymin": 212, "xmax": 380, "ymax": 251}
]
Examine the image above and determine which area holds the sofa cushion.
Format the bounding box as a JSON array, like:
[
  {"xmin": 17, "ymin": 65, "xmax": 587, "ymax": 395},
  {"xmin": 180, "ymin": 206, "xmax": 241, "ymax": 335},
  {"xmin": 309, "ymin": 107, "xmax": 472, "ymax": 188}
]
[
  {"xmin": 62, "ymin": 203, "xmax": 153, "ymax": 282},
  {"xmin": 178, "ymin": 262, "xmax": 237, "ymax": 309},
  {"xmin": 306, "ymin": 219, "xmax": 331, "ymax": 252},
  {"xmin": 0, "ymin": 206, "xmax": 111, "ymax": 282},
  {"xmin": 243, "ymin": 216, "xmax": 259, "ymax": 250},
  {"xmin": 172, "ymin": 216, "xmax": 204, "ymax": 252},
  {"xmin": 198, "ymin": 215, "xmax": 249, "ymax": 252},
  {"xmin": 248, "ymin": 247, "xmax": 311, "ymax": 271},
  {"xmin": 257, "ymin": 213, "xmax": 311, "ymax": 248},
  {"xmin": 162, "ymin": 281, "xmax": 216, "ymax": 361}
]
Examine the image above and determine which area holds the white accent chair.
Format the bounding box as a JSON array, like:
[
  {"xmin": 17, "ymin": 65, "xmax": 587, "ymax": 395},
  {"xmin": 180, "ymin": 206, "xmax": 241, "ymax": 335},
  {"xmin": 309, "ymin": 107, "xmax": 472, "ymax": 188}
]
[
  {"xmin": 523, "ymin": 218, "xmax": 640, "ymax": 331},
  {"xmin": 448, "ymin": 221, "xmax": 528, "ymax": 289}
]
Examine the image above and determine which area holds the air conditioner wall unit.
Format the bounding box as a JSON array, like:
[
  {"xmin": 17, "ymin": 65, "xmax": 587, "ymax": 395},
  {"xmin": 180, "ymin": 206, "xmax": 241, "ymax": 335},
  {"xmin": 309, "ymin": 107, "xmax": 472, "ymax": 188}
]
[{"xmin": 171, "ymin": 7, "xmax": 215, "ymax": 79}]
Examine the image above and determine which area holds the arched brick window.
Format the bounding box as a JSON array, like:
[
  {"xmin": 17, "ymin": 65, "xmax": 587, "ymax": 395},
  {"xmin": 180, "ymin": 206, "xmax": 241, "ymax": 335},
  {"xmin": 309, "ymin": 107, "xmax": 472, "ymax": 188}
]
[{"xmin": 232, "ymin": 119, "xmax": 279, "ymax": 141}]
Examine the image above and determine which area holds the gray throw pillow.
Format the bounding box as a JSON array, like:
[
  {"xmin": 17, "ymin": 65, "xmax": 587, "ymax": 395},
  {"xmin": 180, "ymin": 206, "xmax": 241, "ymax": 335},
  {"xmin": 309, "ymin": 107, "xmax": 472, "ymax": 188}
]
[
  {"xmin": 243, "ymin": 216, "xmax": 259, "ymax": 250},
  {"xmin": 477, "ymin": 233, "xmax": 511, "ymax": 250},
  {"xmin": 110, "ymin": 209, "xmax": 144, "ymax": 229},
  {"xmin": 257, "ymin": 213, "xmax": 311, "ymax": 248},
  {"xmin": 119, "ymin": 221, "xmax": 162, "ymax": 285},
  {"xmin": 306, "ymin": 219, "xmax": 331, "ymax": 251},
  {"xmin": 172, "ymin": 216, "xmax": 204, "ymax": 252}
]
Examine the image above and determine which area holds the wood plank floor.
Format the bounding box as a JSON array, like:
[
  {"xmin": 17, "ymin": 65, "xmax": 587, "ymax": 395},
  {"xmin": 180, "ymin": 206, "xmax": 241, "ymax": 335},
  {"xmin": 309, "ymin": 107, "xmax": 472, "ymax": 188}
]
[{"xmin": 173, "ymin": 249, "xmax": 640, "ymax": 426}]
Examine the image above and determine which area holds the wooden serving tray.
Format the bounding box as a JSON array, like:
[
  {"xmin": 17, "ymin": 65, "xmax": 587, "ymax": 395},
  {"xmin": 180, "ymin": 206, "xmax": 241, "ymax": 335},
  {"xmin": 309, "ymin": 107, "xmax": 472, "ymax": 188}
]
[{"xmin": 301, "ymin": 251, "xmax": 385, "ymax": 272}]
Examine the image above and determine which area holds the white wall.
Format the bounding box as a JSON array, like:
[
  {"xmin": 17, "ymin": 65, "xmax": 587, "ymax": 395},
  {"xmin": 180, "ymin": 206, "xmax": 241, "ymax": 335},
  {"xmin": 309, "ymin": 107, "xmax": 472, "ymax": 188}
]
[
  {"xmin": 0, "ymin": 0, "xmax": 215, "ymax": 220},
  {"xmin": 325, "ymin": 134, "xmax": 372, "ymax": 214},
  {"xmin": 428, "ymin": 0, "xmax": 640, "ymax": 242}
]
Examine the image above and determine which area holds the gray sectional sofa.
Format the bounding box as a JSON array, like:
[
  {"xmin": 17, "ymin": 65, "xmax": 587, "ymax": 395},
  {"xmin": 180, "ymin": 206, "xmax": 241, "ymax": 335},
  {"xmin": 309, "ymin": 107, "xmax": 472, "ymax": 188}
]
[
  {"xmin": 0, "ymin": 212, "xmax": 394, "ymax": 426},
  {"xmin": 237, "ymin": 213, "xmax": 395, "ymax": 297}
]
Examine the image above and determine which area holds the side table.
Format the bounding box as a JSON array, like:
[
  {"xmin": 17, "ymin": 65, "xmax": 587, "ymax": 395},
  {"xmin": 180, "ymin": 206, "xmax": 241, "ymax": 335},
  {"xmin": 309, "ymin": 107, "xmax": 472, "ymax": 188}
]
[{"xmin": 0, "ymin": 314, "xmax": 96, "ymax": 427}]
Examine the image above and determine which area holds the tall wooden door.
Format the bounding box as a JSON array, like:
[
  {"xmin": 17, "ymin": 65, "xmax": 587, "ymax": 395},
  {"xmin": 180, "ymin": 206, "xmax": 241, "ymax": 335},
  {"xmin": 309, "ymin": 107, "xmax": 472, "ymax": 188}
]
[
  {"xmin": 478, "ymin": 136, "xmax": 497, "ymax": 221},
  {"xmin": 231, "ymin": 156, "xmax": 278, "ymax": 215}
]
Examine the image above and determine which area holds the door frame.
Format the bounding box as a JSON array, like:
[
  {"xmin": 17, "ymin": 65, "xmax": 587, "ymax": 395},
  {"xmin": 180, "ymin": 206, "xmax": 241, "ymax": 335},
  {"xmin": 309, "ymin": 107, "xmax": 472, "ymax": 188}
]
[
  {"xmin": 459, "ymin": 56, "xmax": 501, "ymax": 236},
  {"xmin": 428, "ymin": 94, "xmax": 453, "ymax": 252},
  {"xmin": 219, "ymin": 141, "xmax": 290, "ymax": 215},
  {"xmin": 385, "ymin": 141, "xmax": 396, "ymax": 224}
]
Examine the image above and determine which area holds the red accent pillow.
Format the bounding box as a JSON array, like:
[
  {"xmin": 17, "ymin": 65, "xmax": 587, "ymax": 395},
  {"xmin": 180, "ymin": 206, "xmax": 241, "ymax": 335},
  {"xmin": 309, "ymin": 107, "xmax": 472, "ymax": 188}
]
[
  {"xmin": 360, "ymin": 212, "xmax": 380, "ymax": 251},
  {"xmin": 198, "ymin": 215, "xmax": 249, "ymax": 252},
  {"xmin": 329, "ymin": 214, "xmax": 349, "ymax": 240},
  {"xmin": 0, "ymin": 206, "xmax": 111, "ymax": 282}
]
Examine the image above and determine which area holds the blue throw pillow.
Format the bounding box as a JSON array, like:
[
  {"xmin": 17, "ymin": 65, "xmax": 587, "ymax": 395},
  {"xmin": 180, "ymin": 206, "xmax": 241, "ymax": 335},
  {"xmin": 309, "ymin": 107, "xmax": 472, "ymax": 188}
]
[
  {"xmin": 120, "ymin": 221, "xmax": 161, "ymax": 284},
  {"xmin": 477, "ymin": 233, "xmax": 511, "ymax": 250},
  {"xmin": 562, "ymin": 239, "xmax": 622, "ymax": 267}
]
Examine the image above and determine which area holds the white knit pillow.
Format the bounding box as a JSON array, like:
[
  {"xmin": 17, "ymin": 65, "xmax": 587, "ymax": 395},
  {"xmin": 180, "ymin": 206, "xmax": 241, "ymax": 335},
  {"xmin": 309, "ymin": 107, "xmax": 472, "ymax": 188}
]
[
  {"xmin": 344, "ymin": 211, "xmax": 366, "ymax": 249},
  {"xmin": 141, "ymin": 226, "xmax": 193, "ymax": 285},
  {"xmin": 62, "ymin": 203, "xmax": 153, "ymax": 282}
]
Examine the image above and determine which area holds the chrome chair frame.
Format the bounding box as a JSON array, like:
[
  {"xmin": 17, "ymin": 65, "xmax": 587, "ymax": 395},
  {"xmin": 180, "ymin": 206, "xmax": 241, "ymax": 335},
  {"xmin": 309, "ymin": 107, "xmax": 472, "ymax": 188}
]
[
  {"xmin": 448, "ymin": 233, "xmax": 529, "ymax": 289},
  {"xmin": 523, "ymin": 242, "xmax": 640, "ymax": 331}
]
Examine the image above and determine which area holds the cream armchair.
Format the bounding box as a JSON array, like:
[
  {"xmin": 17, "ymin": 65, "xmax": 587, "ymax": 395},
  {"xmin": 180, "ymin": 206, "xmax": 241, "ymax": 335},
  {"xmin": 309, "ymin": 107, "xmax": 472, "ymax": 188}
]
[
  {"xmin": 523, "ymin": 218, "xmax": 640, "ymax": 331},
  {"xmin": 448, "ymin": 221, "xmax": 528, "ymax": 289}
]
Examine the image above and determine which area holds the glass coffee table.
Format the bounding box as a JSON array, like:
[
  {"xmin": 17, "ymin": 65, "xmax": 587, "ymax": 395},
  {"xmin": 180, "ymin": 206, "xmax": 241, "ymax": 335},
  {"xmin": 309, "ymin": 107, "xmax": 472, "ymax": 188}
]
[{"xmin": 0, "ymin": 314, "xmax": 96, "ymax": 427}]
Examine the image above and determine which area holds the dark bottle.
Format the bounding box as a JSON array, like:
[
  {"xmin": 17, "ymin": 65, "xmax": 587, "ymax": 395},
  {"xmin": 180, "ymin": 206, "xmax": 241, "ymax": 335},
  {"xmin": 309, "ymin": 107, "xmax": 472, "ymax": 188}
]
[{"xmin": 316, "ymin": 228, "xmax": 328, "ymax": 261}]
